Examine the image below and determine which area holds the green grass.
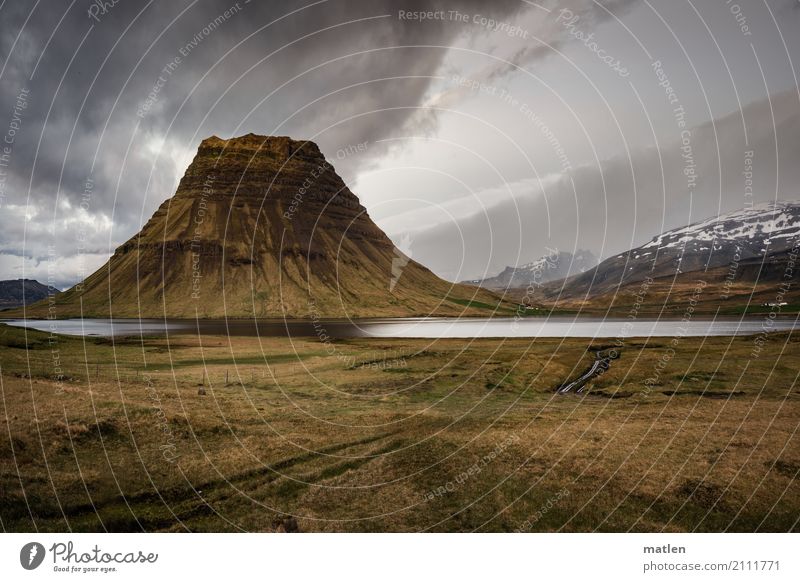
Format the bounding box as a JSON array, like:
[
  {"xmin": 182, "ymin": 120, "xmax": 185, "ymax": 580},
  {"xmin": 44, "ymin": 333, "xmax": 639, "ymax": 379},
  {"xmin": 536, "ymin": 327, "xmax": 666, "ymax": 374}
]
[
  {"xmin": 443, "ymin": 295, "xmax": 575, "ymax": 316},
  {"xmin": 445, "ymin": 296, "xmax": 509, "ymax": 311}
]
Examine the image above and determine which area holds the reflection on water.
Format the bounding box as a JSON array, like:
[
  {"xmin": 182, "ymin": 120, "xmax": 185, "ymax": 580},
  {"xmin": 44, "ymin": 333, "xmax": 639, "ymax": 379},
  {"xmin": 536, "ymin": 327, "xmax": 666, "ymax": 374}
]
[{"xmin": 2, "ymin": 316, "xmax": 796, "ymax": 339}]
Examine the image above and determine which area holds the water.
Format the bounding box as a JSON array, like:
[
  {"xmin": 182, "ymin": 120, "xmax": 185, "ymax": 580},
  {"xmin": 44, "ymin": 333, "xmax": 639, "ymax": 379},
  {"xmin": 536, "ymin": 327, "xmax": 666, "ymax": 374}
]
[{"xmin": 2, "ymin": 316, "xmax": 796, "ymax": 339}]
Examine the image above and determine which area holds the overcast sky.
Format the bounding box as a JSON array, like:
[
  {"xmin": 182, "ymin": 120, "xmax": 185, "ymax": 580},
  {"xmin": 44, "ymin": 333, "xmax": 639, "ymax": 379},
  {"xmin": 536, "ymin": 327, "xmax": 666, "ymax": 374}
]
[{"xmin": 1, "ymin": 0, "xmax": 799, "ymax": 287}]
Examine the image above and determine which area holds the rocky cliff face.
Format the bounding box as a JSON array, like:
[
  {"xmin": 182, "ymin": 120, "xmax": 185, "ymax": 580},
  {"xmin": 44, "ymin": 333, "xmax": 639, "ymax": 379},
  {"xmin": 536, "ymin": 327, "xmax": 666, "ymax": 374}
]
[{"xmin": 36, "ymin": 134, "xmax": 503, "ymax": 318}]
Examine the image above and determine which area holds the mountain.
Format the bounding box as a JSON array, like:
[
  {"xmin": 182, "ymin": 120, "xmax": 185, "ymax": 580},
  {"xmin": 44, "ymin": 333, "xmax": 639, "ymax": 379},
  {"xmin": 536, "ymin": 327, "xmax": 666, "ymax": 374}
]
[
  {"xmin": 0, "ymin": 279, "xmax": 51, "ymax": 309},
  {"xmin": 21, "ymin": 134, "xmax": 506, "ymax": 319},
  {"xmin": 537, "ymin": 202, "xmax": 800, "ymax": 308},
  {"xmin": 464, "ymin": 250, "xmax": 597, "ymax": 290}
]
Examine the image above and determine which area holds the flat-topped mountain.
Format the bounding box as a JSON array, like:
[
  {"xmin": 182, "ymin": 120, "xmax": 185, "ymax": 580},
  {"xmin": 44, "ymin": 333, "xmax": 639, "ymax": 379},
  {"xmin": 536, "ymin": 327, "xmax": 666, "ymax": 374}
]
[{"xmin": 24, "ymin": 134, "xmax": 505, "ymax": 318}]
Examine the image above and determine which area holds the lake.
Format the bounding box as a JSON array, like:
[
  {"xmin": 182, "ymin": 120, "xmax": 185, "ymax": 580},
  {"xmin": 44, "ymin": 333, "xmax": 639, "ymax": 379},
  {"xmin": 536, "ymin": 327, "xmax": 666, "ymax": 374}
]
[{"xmin": 2, "ymin": 316, "xmax": 796, "ymax": 338}]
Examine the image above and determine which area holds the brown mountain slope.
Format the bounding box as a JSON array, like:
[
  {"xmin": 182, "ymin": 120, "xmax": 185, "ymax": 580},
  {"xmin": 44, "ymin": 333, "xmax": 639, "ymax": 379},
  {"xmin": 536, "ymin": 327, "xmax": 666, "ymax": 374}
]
[
  {"xmin": 514, "ymin": 247, "xmax": 800, "ymax": 314},
  {"xmin": 24, "ymin": 134, "xmax": 506, "ymax": 319},
  {"xmin": 585, "ymin": 249, "xmax": 800, "ymax": 313}
]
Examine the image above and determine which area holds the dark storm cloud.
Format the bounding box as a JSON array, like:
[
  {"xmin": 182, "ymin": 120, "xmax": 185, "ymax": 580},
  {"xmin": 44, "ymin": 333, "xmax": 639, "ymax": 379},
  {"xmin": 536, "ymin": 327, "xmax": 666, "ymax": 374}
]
[
  {"xmin": 0, "ymin": 0, "xmax": 529, "ymax": 285},
  {"xmin": 0, "ymin": 0, "xmax": 526, "ymax": 201}
]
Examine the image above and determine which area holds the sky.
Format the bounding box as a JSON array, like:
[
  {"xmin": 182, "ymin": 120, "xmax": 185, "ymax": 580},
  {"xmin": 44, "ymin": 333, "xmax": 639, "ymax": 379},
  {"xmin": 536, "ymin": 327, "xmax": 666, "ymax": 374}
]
[{"xmin": 0, "ymin": 0, "xmax": 799, "ymax": 287}]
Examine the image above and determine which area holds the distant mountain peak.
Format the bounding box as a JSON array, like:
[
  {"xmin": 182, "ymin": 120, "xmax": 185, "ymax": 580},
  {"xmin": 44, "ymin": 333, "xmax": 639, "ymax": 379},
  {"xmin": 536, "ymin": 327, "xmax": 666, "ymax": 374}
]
[
  {"xmin": 0, "ymin": 279, "xmax": 51, "ymax": 309},
  {"xmin": 465, "ymin": 249, "xmax": 598, "ymax": 290}
]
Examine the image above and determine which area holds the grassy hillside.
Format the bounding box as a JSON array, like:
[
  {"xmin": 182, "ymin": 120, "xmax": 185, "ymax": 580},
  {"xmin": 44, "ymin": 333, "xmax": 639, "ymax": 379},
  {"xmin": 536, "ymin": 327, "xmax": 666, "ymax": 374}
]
[{"xmin": 15, "ymin": 135, "xmax": 509, "ymax": 319}]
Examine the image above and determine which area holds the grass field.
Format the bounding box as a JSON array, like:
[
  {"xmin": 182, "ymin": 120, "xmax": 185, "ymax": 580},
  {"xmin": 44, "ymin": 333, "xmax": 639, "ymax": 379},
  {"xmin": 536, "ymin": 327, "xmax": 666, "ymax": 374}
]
[{"xmin": 1, "ymin": 322, "xmax": 798, "ymax": 532}]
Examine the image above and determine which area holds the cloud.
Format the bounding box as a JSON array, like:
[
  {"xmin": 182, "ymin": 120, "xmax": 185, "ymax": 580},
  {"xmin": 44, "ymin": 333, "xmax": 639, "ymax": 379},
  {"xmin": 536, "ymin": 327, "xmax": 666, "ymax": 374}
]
[
  {"xmin": 409, "ymin": 0, "xmax": 639, "ymax": 134},
  {"xmin": 403, "ymin": 89, "xmax": 800, "ymax": 281},
  {"xmin": 0, "ymin": 0, "xmax": 527, "ymax": 284}
]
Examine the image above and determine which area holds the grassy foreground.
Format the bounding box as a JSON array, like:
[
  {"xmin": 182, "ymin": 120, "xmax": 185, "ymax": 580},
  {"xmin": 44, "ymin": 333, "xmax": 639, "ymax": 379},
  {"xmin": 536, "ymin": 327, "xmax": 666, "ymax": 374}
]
[{"xmin": 1, "ymin": 323, "xmax": 798, "ymax": 532}]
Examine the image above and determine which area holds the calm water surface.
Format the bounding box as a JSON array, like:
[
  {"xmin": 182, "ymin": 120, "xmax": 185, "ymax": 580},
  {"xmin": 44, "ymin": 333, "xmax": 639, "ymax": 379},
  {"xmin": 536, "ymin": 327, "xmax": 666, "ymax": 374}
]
[{"xmin": 2, "ymin": 317, "xmax": 796, "ymax": 338}]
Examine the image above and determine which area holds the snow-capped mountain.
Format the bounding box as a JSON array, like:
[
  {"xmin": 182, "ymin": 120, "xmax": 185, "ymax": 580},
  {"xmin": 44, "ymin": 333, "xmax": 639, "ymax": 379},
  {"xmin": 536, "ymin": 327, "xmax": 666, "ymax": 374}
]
[
  {"xmin": 464, "ymin": 250, "xmax": 598, "ymax": 290},
  {"xmin": 641, "ymin": 201, "xmax": 800, "ymax": 254},
  {"xmin": 547, "ymin": 201, "xmax": 800, "ymax": 299}
]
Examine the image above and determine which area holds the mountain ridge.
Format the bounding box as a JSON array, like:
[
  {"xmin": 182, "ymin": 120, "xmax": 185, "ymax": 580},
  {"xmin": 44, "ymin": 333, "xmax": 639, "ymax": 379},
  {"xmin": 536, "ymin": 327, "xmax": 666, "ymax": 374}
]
[
  {"xmin": 463, "ymin": 249, "xmax": 598, "ymax": 290},
  {"xmin": 0, "ymin": 279, "xmax": 51, "ymax": 309},
  {"xmin": 535, "ymin": 201, "xmax": 800, "ymax": 309}
]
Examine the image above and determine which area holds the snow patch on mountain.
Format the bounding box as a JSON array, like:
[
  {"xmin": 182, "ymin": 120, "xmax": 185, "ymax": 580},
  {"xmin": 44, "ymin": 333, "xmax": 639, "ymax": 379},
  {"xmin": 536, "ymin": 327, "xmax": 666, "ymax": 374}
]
[{"xmin": 641, "ymin": 201, "xmax": 800, "ymax": 251}]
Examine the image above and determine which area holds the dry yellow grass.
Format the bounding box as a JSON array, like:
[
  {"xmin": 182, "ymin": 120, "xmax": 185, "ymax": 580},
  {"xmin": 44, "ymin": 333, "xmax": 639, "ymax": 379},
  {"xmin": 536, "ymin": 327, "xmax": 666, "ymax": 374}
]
[{"xmin": 1, "ymin": 323, "xmax": 798, "ymax": 532}]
